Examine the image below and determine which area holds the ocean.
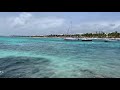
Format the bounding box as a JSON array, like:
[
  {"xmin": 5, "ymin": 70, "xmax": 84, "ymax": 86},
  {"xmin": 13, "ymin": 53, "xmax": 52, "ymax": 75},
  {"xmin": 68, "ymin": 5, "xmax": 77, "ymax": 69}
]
[{"xmin": 0, "ymin": 37, "xmax": 120, "ymax": 78}]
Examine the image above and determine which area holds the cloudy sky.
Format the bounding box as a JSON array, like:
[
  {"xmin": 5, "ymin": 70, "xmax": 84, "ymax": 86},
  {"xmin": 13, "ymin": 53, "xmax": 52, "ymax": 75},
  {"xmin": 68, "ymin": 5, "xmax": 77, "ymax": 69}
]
[{"xmin": 0, "ymin": 12, "xmax": 120, "ymax": 36}]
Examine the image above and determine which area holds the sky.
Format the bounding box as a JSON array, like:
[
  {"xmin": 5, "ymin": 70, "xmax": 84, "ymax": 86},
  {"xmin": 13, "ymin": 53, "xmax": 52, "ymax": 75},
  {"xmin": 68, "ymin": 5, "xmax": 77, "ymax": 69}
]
[{"xmin": 0, "ymin": 12, "xmax": 120, "ymax": 36}]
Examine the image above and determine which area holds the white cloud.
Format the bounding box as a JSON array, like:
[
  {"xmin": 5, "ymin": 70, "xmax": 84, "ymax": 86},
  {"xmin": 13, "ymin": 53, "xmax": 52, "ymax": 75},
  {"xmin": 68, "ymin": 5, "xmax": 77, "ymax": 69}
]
[
  {"xmin": 0, "ymin": 12, "xmax": 66, "ymax": 35},
  {"xmin": 10, "ymin": 12, "xmax": 65, "ymax": 30},
  {"xmin": 72, "ymin": 21, "xmax": 120, "ymax": 34},
  {"xmin": 31, "ymin": 17, "xmax": 65, "ymax": 29},
  {"xmin": 1, "ymin": 12, "xmax": 120, "ymax": 36},
  {"xmin": 10, "ymin": 12, "xmax": 32, "ymax": 28}
]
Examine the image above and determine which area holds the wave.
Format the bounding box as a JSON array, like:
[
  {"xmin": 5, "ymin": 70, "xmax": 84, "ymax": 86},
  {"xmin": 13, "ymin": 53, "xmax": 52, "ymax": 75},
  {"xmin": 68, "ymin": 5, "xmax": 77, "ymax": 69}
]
[
  {"xmin": 0, "ymin": 56, "xmax": 54, "ymax": 78},
  {"xmin": 79, "ymin": 69, "xmax": 111, "ymax": 78}
]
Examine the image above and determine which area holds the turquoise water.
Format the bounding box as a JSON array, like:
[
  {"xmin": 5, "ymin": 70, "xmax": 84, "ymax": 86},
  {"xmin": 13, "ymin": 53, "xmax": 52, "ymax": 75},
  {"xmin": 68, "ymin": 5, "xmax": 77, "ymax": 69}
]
[{"xmin": 0, "ymin": 37, "xmax": 120, "ymax": 78}]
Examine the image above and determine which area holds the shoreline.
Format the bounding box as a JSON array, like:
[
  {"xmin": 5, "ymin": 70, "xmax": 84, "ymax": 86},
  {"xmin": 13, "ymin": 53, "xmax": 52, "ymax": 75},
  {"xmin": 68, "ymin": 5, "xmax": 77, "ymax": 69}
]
[{"xmin": 9, "ymin": 36, "xmax": 120, "ymax": 40}]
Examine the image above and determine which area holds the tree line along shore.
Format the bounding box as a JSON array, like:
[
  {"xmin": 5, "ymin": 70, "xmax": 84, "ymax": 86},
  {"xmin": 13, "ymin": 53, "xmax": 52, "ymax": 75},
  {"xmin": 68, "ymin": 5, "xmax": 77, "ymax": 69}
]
[{"xmin": 11, "ymin": 31, "xmax": 120, "ymax": 38}]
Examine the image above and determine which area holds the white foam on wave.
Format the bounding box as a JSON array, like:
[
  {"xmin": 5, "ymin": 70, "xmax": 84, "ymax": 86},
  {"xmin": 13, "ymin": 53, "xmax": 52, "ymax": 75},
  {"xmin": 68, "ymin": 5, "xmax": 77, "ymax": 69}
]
[{"xmin": 0, "ymin": 71, "xmax": 4, "ymax": 75}]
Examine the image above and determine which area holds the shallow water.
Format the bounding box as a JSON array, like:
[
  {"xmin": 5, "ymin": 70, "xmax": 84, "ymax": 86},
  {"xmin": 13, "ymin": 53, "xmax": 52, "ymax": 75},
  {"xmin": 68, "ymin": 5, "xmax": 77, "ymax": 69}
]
[{"xmin": 0, "ymin": 37, "xmax": 120, "ymax": 78}]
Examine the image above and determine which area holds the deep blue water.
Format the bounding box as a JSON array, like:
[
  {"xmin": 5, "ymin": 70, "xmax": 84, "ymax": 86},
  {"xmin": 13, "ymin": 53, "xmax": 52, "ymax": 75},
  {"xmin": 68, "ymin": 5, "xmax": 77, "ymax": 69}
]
[{"xmin": 0, "ymin": 37, "xmax": 120, "ymax": 78}]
